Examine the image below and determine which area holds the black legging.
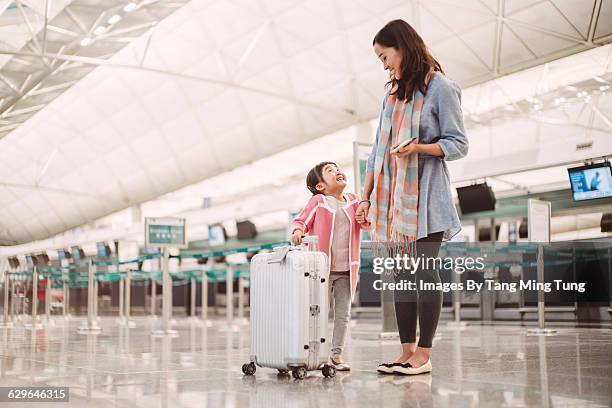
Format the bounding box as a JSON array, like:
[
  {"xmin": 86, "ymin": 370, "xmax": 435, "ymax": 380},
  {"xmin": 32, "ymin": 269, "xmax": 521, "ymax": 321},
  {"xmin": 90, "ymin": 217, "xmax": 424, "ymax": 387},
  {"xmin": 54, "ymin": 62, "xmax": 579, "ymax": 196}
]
[{"xmin": 394, "ymin": 231, "xmax": 444, "ymax": 348}]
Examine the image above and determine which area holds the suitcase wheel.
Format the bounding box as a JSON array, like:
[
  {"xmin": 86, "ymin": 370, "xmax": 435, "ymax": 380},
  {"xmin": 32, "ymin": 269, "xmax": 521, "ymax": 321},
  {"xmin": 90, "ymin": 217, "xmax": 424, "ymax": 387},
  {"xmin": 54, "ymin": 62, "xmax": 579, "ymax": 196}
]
[
  {"xmin": 322, "ymin": 364, "xmax": 336, "ymax": 378},
  {"xmin": 242, "ymin": 362, "xmax": 256, "ymax": 376},
  {"xmin": 277, "ymin": 369, "xmax": 289, "ymax": 375},
  {"xmin": 292, "ymin": 366, "xmax": 307, "ymax": 380}
]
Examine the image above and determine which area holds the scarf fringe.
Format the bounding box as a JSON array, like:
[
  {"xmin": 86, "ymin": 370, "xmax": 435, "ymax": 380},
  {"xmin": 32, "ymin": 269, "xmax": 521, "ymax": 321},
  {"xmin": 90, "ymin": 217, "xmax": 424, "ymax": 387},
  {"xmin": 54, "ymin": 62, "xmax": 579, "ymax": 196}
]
[{"xmin": 372, "ymin": 234, "xmax": 417, "ymax": 278}]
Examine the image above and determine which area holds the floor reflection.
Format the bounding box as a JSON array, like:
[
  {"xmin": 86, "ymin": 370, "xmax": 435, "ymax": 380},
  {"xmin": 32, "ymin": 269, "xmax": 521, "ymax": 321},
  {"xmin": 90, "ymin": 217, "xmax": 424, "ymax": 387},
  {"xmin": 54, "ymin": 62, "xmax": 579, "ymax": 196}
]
[{"xmin": 0, "ymin": 318, "xmax": 610, "ymax": 407}]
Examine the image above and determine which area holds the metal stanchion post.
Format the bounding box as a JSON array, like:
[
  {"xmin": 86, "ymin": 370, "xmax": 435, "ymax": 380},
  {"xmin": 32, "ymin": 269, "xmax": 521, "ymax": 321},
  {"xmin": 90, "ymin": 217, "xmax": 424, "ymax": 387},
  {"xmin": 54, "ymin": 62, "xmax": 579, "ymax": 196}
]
[
  {"xmin": 201, "ymin": 269, "xmax": 210, "ymax": 325},
  {"xmin": 526, "ymin": 199, "xmax": 555, "ymax": 336},
  {"xmin": 120, "ymin": 270, "xmax": 135, "ymax": 328},
  {"xmin": 226, "ymin": 265, "xmax": 234, "ymax": 326},
  {"xmin": 379, "ymin": 268, "xmax": 399, "ymax": 339},
  {"xmin": 77, "ymin": 259, "xmax": 101, "ymax": 334},
  {"xmin": 93, "ymin": 280, "xmax": 99, "ymax": 322},
  {"xmin": 25, "ymin": 267, "xmax": 42, "ymax": 330},
  {"xmin": 238, "ymin": 272, "xmax": 244, "ymax": 322},
  {"xmin": 126, "ymin": 269, "xmax": 134, "ymax": 327},
  {"xmin": 537, "ymin": 335, "xmax": 551, "ymax": 408},
  {"xmin": 45, "ymin": 277, "xmax": 50, "ymax": 319},
  {"xmin": 236, "ymin": 268, "xmax": 248, "ymax": 325},
  {"xmin": 0, "ymin": 274, "xmax": 13, "ymax": 328},
  {"xmin": 32, "ymin": 268, "xmax": 38, "ymax": 322},
  {"xmin": 118, "ymin": 277, "xmax": 125, "ymax": 322},
  {"xmin": 151, "ymin": 278, "xmax": 157, "ymax": 317},
  {"xmin": 360, "ymin": 240, "xmax": 399, "ymax": 339},
  {"xmin": 448, "ymin": 266, "xmax": 467, "ymax": 328},
  {"xmin": 63, "ymin": 280, "xmax": 70, "ymax": 318},
  {"xmin": 10, "ymin": 279, "xmax": 16, "ymax": 318},
  {"xmin": 190, "ymin": 278, "xmax": 197, "ymax": 319},
  {"xmin": 537, "ymin": 245, "xmax": 545, "ymax": 329},
  {"xmin": 572, "ymin": 247, "xmax": 578, "ymax": 318},
  {"xmin": 151, "ymin": 248, "xmax": 177, "ymax": 337},
  {"xmin": 608, "ymin": 248, "xmax": 612, "ymax": 314},
  {"xmin": 150, "ymin": 257, "xmax": 161, "ymax": 320},
  {"xmin": 45, "ymin": 276, "xmax": 53, "ymax": 325},
  {"xmin": 380, "ymin": 303, "xmax": 399, "ymax": 338},
  {"xmin": 527, "ymin": 244, "xmax": 556, "ymax": 336}
]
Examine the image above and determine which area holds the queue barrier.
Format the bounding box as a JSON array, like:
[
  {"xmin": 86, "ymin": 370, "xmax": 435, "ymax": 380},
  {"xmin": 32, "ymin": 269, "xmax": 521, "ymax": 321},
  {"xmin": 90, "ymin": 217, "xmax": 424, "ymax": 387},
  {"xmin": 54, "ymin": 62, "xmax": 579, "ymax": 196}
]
[
  {"xmin": 9, "ymin": 267, "xmax": 251, "ymax": 290},
  {"xmin": 8, "ymin": 242, "xmax": 611, "ymax": 302},
  {"xmin": 3, "ymin": 240, "xmax": 611, "ymax": 333},
  {"xmin": 9, "ymin": 243, "xmax": 611, "ymax": 291},
  {"xmin": 1, "ymin": 241, "xmax": 287, "ymax": 331}
]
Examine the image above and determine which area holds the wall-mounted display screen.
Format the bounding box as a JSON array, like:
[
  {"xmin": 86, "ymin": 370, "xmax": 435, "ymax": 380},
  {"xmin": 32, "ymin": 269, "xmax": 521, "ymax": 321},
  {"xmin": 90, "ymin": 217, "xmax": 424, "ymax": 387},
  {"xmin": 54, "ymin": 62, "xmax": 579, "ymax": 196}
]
[{"xmin": 568, "ymin": 162, "xmax": 612, "ymax": 201}]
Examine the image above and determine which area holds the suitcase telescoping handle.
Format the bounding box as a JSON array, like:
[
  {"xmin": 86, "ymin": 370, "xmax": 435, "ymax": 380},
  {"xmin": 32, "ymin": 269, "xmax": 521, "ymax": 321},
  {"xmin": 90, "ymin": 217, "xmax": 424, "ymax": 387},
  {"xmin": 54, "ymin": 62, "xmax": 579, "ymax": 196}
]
[
  {"xmin": 267, "ymin": 235, "xmax": 319, "ymax": 264},
  {"xmin": 301, "ymin": 235, "xmax": 318, "ymax": 252}
]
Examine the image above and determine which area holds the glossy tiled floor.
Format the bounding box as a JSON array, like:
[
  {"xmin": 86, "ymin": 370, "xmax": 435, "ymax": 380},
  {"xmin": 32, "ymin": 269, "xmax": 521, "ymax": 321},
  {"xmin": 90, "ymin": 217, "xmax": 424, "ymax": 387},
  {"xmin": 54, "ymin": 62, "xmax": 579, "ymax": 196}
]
[{"xmin": 0, "ymin": 316, "xmax": 611, "ymax": 407}]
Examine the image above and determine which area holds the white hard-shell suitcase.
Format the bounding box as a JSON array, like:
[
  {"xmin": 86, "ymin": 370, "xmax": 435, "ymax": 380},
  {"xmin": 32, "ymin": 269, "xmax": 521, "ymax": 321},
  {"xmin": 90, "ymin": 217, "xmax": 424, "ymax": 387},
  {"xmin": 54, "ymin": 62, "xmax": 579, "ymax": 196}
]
[{"xmin": 242, "ymin": 236, "xmax": 336, "ymax": 379}]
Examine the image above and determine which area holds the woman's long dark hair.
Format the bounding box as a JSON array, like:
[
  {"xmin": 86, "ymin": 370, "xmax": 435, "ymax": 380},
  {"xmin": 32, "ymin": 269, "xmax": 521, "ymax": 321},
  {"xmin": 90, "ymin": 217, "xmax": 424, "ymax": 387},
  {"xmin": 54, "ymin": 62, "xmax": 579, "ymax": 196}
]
[{"xmin": 373, "ymin": 19, "xmax": 443, "ymax": 102}]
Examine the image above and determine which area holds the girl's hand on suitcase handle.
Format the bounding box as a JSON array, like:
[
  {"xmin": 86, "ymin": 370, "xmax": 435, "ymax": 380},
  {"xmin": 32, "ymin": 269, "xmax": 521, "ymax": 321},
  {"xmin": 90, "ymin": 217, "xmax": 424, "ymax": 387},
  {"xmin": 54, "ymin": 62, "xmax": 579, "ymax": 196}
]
[{"xmin": 291, "ymin": 229, "xmax": 304, "ymax": 245}]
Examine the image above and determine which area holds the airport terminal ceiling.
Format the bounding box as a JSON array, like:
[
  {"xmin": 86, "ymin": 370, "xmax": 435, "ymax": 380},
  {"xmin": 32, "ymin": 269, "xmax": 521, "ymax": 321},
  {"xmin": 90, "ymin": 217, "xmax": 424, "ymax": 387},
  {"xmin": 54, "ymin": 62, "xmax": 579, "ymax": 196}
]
[{"xmin": 0, "ymin": 0, "xmax": 612, "ymax": 245}]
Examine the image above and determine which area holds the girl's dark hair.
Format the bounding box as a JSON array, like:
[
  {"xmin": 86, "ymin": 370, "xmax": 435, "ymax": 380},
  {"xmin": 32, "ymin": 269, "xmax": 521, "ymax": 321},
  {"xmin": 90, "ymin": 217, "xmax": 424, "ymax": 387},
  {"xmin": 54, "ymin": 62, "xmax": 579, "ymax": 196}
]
[
  {"xmin": 373, "ymin": 19, "xmax": 444, "ymax": 102},
  {"xmin": 306, "ymin": 161, "xmax": 337, "ymax": 195}
]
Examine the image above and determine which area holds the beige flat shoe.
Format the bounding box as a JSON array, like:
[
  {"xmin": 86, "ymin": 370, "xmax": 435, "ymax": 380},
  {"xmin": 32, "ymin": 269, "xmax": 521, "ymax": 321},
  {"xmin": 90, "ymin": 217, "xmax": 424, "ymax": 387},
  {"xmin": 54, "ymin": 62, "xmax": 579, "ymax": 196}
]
[
  {"xmin": 392, "ymin": 359, "xmax": 432, "ymax": 375},
  {"xmin": 377, "ymin": 362, "xmax": 403, "ymax": 374},
  {"xmin": 330, "ymin": 357, "xmax": 351, "ymax": 371}
]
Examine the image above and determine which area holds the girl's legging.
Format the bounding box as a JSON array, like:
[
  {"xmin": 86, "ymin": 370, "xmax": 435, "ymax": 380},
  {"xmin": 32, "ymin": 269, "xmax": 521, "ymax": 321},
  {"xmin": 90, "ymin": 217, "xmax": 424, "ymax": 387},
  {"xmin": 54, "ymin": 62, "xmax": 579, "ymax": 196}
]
[{"xmin": 394, "ymin": 231, "xmax": 444, "ymax": 348}]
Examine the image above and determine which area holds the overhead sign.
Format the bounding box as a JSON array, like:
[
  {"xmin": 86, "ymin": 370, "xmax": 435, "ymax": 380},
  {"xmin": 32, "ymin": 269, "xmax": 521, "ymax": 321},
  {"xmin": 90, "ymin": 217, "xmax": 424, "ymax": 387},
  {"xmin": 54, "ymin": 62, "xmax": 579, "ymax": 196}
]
[
  {"xmin": 528, "ymin": 199, "xmax": 551, "ymax": 244},
  {"xmin": 145, "ymin": 217, "xmax": 187, "ymax": 249}
]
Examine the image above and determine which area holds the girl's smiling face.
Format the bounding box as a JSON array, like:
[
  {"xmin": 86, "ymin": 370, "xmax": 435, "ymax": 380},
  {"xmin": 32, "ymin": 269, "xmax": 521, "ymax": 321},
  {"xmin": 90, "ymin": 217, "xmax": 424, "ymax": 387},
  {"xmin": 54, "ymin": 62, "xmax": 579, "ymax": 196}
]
[
  {"xmin": 373, "ymin": 42, "xmax": 402, "ymax": 80},
  {"xmin": 316, "ymin": 164, "xmax": 347, "ymax": 193}
]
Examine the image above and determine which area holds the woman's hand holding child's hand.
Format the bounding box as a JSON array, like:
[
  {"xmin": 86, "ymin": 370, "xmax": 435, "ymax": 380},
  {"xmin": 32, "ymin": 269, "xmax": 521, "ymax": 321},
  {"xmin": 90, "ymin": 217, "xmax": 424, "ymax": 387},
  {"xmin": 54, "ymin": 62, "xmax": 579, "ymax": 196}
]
[
  {"xmin": 355, "ymin": 213, "xmax": 366, "ymax": 224},
  {"xmin": 355, "ymin": 201, "xmax": 370, "ymax": 226},
  {"xmin": 291, "ymin": 230, "xmax": 304, "ymax": 245}
]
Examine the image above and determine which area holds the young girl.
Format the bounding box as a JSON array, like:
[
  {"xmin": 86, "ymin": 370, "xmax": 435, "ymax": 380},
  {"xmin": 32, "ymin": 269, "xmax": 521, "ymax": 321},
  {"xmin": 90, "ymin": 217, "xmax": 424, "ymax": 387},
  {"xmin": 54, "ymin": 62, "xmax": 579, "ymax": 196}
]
[{"xmin": 291, "ymin": 161, "xmax": 370, "ymax": 371}]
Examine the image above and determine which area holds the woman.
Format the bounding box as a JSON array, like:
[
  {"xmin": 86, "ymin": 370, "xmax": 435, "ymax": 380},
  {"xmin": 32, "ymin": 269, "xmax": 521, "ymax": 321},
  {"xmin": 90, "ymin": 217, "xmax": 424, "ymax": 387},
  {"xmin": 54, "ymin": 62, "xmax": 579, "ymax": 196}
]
[{"xmin": 355, "ymin": 19, "xmax": 468, "ymax": 375}]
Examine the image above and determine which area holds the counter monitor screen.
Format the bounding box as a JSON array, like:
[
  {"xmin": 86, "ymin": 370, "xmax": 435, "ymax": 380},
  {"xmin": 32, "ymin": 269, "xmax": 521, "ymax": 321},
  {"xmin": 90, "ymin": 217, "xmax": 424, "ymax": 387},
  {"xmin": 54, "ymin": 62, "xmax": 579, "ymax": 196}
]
[
  {"xmin": 8, "ymin": 257, "xmax": 19, "ymax": 269},
  {"xmin": 208, "ymin": 225, "xmax": 226, "ymax": 247},
  {"xmin": 25, "ymin": 255, "xmax": 38, "ymax": 267},
  {"xmin": 36, "ymin": 253, "xmax": 49, "ymax": 266},
  {"xmin": 568, "ymin": 162, "xmax": 612, "ymax": 201},
  {"xmin": 144, "ymin": 247, "xmax": 160, "ymax": 255},
  {"xmin": 71, "ymin": 246, "xmax": 85, "ymax": 261},
  {"xmin": 236, "ymin": 220, "xmax": 257, "ymax": 240},
  {"xmin": 97, "ymin": 242, "xmax": 111, "ymax": 258},
  {"xmin": 456, "ymin": 182, "xmax": 496, "ymax": 214}
]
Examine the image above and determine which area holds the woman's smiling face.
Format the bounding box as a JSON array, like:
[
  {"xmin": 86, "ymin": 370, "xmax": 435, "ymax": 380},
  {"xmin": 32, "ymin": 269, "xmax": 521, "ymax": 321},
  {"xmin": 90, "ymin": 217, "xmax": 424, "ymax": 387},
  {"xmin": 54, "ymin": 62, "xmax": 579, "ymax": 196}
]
[{"xmin": 374, "ymin": 42, "xmax": 402, "ymax": 80}]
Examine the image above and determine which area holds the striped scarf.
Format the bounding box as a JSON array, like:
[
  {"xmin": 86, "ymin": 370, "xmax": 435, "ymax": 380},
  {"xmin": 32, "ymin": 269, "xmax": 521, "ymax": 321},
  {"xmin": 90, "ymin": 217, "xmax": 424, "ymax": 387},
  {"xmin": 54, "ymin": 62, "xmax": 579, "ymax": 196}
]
[{"xmin": 370, "ymin": 90, "xmax": 424, "ymax": 257}]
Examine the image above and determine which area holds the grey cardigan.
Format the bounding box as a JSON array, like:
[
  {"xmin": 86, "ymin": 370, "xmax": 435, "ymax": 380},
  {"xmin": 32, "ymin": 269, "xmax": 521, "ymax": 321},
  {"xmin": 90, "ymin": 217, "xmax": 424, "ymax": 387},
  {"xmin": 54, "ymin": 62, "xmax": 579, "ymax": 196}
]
[{"xmin": 366, "ymin": 72, "xmax": 469, "ymax": 241}]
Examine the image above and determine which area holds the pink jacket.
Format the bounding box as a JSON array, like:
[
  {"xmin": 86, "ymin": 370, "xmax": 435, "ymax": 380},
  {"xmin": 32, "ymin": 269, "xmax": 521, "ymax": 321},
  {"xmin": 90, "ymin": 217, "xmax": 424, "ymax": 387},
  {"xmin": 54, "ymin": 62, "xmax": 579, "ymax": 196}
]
[{"xmin": 291, "ymin": 193, "xmax": 370, "ymax": 298}]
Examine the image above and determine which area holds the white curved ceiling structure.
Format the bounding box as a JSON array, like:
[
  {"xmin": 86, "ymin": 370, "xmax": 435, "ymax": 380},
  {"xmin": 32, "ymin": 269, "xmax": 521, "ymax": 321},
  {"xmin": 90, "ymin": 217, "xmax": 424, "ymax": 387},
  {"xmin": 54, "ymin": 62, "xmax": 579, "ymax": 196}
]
[{"xmin": 0, "ymin": 0, "xmax": 611, "ymax": 245}]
